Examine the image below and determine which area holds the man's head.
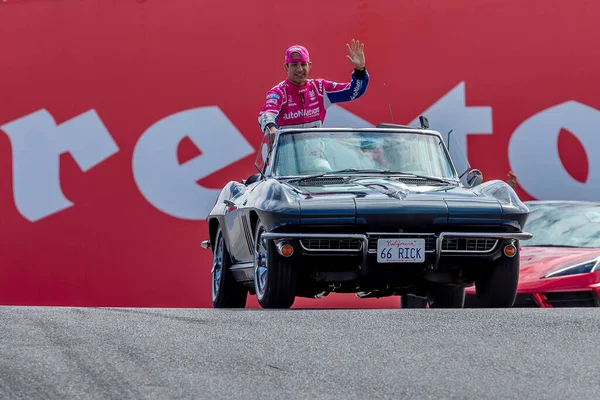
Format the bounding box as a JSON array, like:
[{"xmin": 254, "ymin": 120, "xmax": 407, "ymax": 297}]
[
  {"xmin": 389, "ymin": 139, "xmax": 415, "ymax": 170},
  {"xmin": 284, "ymin": 45, "xmax": 312, "ymax": 86},
  {"xmin": 360, "ymin": 137, "xmax": 379, "ymax": 152},
  {"xmin": 360, "ymin": 136, "xmax": 386, "ymax": 167}
]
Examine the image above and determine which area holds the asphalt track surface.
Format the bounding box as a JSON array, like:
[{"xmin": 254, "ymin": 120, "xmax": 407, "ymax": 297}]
[{"xmin": 1, "ymin": 307, "xmax": 599, "ymax": 400}]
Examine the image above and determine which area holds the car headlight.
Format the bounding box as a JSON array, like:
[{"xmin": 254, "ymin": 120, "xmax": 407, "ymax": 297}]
[{"xmin": 543, "ymin": 257, "xmax": 600, "ymax": 278}]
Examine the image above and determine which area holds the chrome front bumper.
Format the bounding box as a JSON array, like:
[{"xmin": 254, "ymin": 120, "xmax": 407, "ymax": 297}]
[{"xmin": 259, "ymin": 231, "xmax": 533, "ymax": 269}]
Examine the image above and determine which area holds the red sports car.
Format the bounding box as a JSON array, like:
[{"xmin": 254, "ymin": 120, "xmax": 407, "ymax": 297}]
[{"xmin": 465, "ymin": 200, "xmax": 600, "ymax": 308}]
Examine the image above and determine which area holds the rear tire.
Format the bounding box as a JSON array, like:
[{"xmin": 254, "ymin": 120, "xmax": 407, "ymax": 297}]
[
  {"xmin": 475, "ymin": 248, "xmax": 520, "ymax": 308},
  {"xmin": 254, "ymin": 221, "xmax": 297, "ymax": 309},
  {"xmin": 211, "ymin": 227, "xmax": 248, "ymax": 308}
]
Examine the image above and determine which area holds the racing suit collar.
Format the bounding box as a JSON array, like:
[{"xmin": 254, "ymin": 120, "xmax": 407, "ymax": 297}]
[{"xmin": 285, "ymin": 78, "xmax": 311, "ymax": 90}]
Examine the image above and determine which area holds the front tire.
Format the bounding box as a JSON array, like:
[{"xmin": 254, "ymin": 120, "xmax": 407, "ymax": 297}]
[
  {"xmin": 475, "ymin": 248, "xmax": 520, "ymax": 308},
  {"xmin": 427, "ymin": 286, "xmax": 465, "ymax": 308},
  {"xmin": 211, "ymin": 226, "xmax": 248, "ymax": 308},
  {"xmin": 254, "ymin": 221, "xmax": 297, "ymax": 309},
  {"xmin": 401, "ymin": 294, "xmax": 429, "ymax": 308}
]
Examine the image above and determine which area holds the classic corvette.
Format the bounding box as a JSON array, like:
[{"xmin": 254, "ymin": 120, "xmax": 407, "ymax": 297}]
[
  {"xmin": 464, "ymin": 200, "xmax": 600, "ymax": 307},
  {"xmin": 201, "ymin": 121, "xmax": 532, "ymax": 309}
]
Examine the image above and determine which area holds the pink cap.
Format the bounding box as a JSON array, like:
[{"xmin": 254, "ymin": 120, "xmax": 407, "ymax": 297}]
[{"xmin": 285, "ymin": 45, "xmax": 310, "ymax": 64}]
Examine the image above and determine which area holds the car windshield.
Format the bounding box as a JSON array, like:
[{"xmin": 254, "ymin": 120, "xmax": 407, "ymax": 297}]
[
  {"xmin": 522, "ymin": 202, "xmax": 600, "ymax": 248},
  {"xmin": 272, "ymin": 130, "xmax": 456, "ymax": 179}
]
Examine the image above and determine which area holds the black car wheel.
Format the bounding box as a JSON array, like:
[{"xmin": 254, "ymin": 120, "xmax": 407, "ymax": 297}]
[
  {"xmin": 400, "ymin": 294, "xmax": 429, "ymax": 308},
  {"xmin": 253, "ymin": 220, "xmax": 297, "ymax": 309},
  {"xmin": 428, "ymin": 286, "xmax": 465, "ymax": 308},
  {"xmin": 475, "ymin": 249, "xmax": 520, "ymax": 308},
  {"xmin": 212, "ymin": 226, "xmax": 248, "ymax": 308}
]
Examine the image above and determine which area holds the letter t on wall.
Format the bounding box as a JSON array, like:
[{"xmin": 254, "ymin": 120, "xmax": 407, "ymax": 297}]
[{"xmin": 1, "ymin": 109, "xmax": 119, "ymax": 222}]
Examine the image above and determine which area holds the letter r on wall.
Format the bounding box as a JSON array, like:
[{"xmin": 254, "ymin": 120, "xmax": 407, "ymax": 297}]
[{"xmin": 1, "ymin": 109, "xmax": 119, "ymax": 222}]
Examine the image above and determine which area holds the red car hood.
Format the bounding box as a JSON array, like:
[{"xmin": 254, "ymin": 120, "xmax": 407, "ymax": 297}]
[{"xmin": 518, "ymin": 246, "xmax": 600, "ymax": 282}]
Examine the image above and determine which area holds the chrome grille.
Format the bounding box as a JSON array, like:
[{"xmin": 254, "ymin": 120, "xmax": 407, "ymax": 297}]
[
  {"xmin": 300, "ymin": 238, "xmax": 362, "ymax": 252},
  {"xmin": 367, "ymin": 234, "xmax": 498, "ymax": 254},
  {"xmin": 442, "ymin": 238, "xmax": 498, "ymax": 253}
]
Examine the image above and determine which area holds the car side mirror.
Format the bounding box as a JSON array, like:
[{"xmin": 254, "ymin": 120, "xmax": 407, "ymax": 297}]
[
  {"xmin": 466, "ymin": 169, "xmax": 483, "ymax": 187},
  {"xmin": 243, "ymin": 173, "xmax": 261, "ymax": 186}
]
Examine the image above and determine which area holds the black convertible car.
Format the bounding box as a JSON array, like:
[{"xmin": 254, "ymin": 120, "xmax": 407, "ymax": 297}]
[{"xmin": 201, "ymin": 121, "xmax": 532, "ymax": 309}]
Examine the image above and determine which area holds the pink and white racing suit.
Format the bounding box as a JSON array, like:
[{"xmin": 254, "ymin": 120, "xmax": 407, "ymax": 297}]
[{"xmin": 257, "ymin": 68, "xmax": 369, "ymax": 134}]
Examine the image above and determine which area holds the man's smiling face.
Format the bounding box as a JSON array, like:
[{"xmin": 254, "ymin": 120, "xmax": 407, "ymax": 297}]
[{"xmin": 285, "ymin": 52, "xmax": 312, "ymax": 85}]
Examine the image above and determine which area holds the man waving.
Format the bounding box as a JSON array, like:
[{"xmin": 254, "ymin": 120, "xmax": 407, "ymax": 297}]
[{"xmin": 258, "ymin": 39, "xmax": 370, "ymax": 135}]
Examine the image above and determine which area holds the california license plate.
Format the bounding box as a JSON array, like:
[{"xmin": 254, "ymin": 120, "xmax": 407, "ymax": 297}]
[{"xmin": 377, "ymin": 238, "xmax": 425, "ymax": 263}]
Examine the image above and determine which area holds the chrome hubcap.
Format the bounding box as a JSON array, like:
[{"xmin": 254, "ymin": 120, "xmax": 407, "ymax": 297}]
[
  {"xmin": 211, "ymin": 235, "xmax": 224, "ymax": 301},
  {"xmin": 254, "ymin": 230, "xmax": 269, "ymax": 299}
]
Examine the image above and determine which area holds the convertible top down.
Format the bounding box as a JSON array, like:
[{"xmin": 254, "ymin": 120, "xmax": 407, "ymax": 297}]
[{"xmin": 202, "ymin": 121, "xmax": 532, "ymax": 309}]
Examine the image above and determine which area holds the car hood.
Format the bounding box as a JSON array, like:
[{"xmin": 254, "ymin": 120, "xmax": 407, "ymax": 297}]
[
  {"xmin": 284, "ymin": 177, "xmax": 507, "ymax": 227},
  {"xmin": 287, "ymin": 177, "xmax": 482, "ymax": 201},
  {"xmin": 518, "ymin": 246, "xmax": 600, "ymax": 282}
]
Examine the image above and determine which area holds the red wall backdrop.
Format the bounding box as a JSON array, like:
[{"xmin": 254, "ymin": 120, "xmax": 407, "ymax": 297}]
[{"xmin": 1, "ymin": 0, "xmax": 599, "ymax": 307}]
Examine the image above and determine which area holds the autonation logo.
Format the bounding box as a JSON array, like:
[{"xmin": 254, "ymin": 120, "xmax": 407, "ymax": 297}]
[{"xmin": 283, "ymin": 108, "xmax": 320, "ymax": 120}]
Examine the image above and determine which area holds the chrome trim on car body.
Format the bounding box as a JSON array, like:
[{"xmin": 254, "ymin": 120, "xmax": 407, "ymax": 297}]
[
  {"xmin": 261, "ymin": 233, "xmax": 370, "ymax": 269},
  {"xmin": 299, "ymin": 238, "xmax": 363, "ymax": 253},
  {"xmin": 260, "ymin": 231, "xmax": 533, "ymax": 269},
  {"xmin": 434, "ymin": 232, "xmax": 533, "ymax": 267}
]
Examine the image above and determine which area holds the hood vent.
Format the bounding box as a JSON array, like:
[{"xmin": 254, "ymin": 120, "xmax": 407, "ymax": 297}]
[
  {"xmin": 292, "ymin": 177, "xmax": 349, "ymax": 186},
  {"xmin": 396, "ymin": 177, "xmax": 449, "ymax": 186}
]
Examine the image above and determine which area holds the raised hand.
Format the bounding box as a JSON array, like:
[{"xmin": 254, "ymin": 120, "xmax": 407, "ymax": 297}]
[
  {"xmin": 507, "ymin": 171, "xmax": 518, "ymax": 188},
  {"xmin": 346, "ymin": 39, "xmax": 365, "ymax": 70}
]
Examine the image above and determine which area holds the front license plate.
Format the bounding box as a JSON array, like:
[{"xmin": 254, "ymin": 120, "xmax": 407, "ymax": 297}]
[{"xmin": 377, "ymin": 238, "xmax": 425, "ymax": 263}]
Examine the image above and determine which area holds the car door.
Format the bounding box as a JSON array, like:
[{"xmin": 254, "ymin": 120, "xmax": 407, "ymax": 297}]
[{"xmin": 227, "ymin": 133, "xmax": 272, "ymax": 263}]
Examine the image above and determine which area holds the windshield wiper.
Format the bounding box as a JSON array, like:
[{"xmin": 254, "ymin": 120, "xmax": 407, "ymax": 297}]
[{"xmin": 391, "ymin": 172, "xmax": 456, "ymax": 184}]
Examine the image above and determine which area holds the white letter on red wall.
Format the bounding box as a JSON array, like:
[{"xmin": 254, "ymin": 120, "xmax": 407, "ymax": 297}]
[
  {"xmin": 132, "ymin": 106, "xmax": 254, "ymax": 220},
  {"xmin": 1, "ymin": 109, "xmax": 119, "ymax": 222},
  {"xmin": 508, "ymin": 101, "xmax": 600, "ymax": 200}
]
